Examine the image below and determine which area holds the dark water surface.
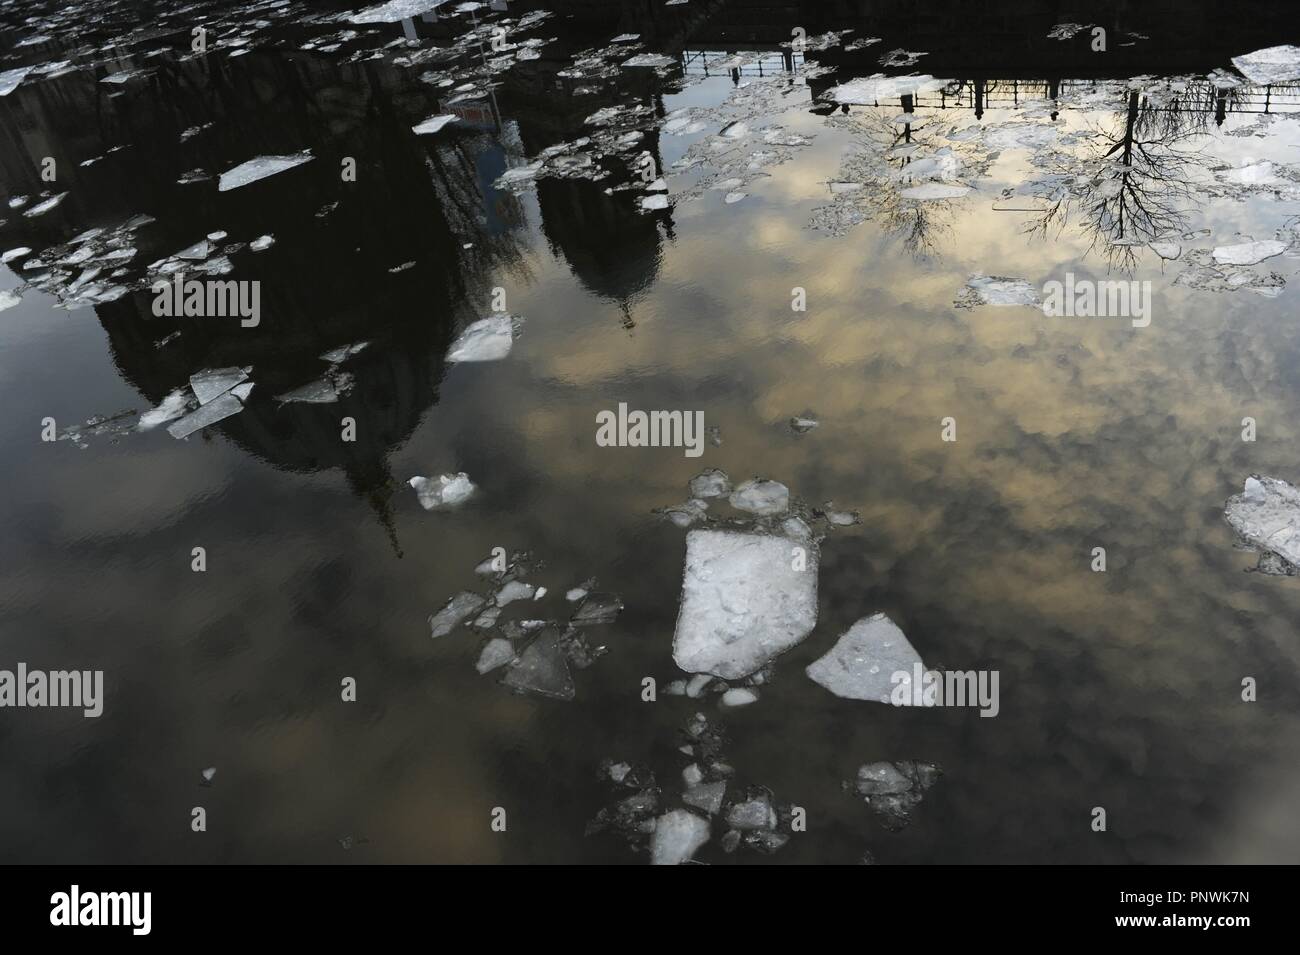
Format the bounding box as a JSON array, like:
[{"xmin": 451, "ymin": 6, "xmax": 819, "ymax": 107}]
[{"xmin": 2, "ymin": 0, "xmax": 1300, "ymax": 864}]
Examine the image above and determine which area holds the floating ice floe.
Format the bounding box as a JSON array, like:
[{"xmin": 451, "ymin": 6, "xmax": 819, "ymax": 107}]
[
  {"xmin": 720, "ymin": 687, "xmax": 758, "ymax": 708},
  {"xmin": 137, "ymin": 388, "xmax": 192, "ymax": 430},
  {"xmin": 954, "ymin": 274, "xmax": 1041, "ymax": 308},
  {"xmin": 826, "ymin": 74, "xmax": 950, "ymax": 105},
  {"xmin": 672, "ymin": 529, "xmax": 818, "ymax": 679},
  {"xmin": 1047, "ymin": 23, "xmax": 1090, "ymax": 40},
  {"xmin": 217, "ymin": 151, "xmax": 315, "ymax": 192},
  {"xmin": 0, "ymin": 66, "xmax": 33, "ymax": 97},
  {"xmin": 789, "ymin": 416, "xmax": 819, "ymax": 434},
  {"xmin": 571, "ymin": 592, "xmax": 623, "ymax": 626},
  {"xmin": 446, "ymin": 314, "xmax": 520, "ymax": 362},
  {"xmin": 23, "ymin": 192, "xmax": 68, "ymax": 217},
  {"xmin": 412, "ymin": 114, "xmax": 458, "ymax": 135},
  {"xmin": 1224, "ymin": 475, "xmax": 1300, "ymax": 570},
  {"xmin": 167, "ymin": 383, "xmax": 253, "ymax": 439},
  {"xmin": 806, "ymin": 613, "xmax": 924, "ymax": 703},
  {"xmin": 250, "ymin": 234, "xmax": 275, "ymax": 252},
  {"xmin": 1211, "ymin": 240, "xmax": 1287, "ymax": 266},
  {"xmin": 320, "ymin": 341, "xmax": 369, "ymax": 364},
  {"xmin": 409, "ymin": 472, "xmax": 476, "ymax": 509},
  {"xmin": 1230, "ymin": 45, "xmax": 1300, "ymax": 86},
  {"xmin": 495, "ymin": 580, "xmax": 536, "ymax": 607},
  {"xmin": 900, "ymin": 182, "xmax": 970, "ymax": 201},
  {"xmin": 624, "ymin": 53, "xmax": 675, "ymax": 68},
  {"xmin": 0, "ymin": 289, "xmax": 21, "ymax": 311},
  {"xmin": 849, "ymin": 761, "xmax": 941, "ymax": 831},
  {"xmin": 349, "ymin": 0, "xmax": 449, "ymax": 24},
  {"xmin": 1149, "ymin": 240, "xmax": 1182, "ymax": 260},
  {"xmin": 475, "ymin": 637, "xmax": 516, "ymax": 674},
  {"xmin": 2, "ymin": 246, "xmax": 31, "ymax": 263},
  {"xmin": 641, "ymin": 194, "xmax": 670, "ymax": 211},
  {"xmin": 651, "ymin": 810, "xmax": 710, "ymax": 865},
  {"xmin": 430, "ymin": 591, "xmax": 486, "ymax": 638},
  {"xmin": 728, "ymin": 478, "xmax": 789, "ymax": 515}
]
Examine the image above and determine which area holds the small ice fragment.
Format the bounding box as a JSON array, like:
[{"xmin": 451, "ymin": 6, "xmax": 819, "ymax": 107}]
[
  {"xmin": 189, "ymin": 366, "xmax": 251, "ymax": 405},
  {"xmin": 429, "ymin": 591, "xmax": 486, "ymax": 638},
  {"xmin": 724, "ymin": 192, "xmax": 747, "ymax": 203},
  {"xmin": 728, "ymin": 478, "xmax": 789, "ymax": 515},
  {"xmin": 1149, "ymin": 240, "xmax": 1182, "ymax": 260},
  {"xmin": 167, "ymin": 383, "xmax": 253, "ymax": 439},
  {"xmin": 720, "ymin": 687, "xmax": 758, "ymax": 707},
  {"xmin": 276, "ymin": 372, "xmax": 354, "ymax": 404},
  {"xmin": 533, "ymin": 587, "xmax": 548, "ymax": 600},
  {"xmin": 349, "ymin": 0, "xmax": 448, "ymax": 24},
  {"xmin": 320, "ymin": 342, "xmax": 369, "ymax": 364},
  {"xmin": 821, "ymin": 503, "xmax": 860, "ymax": 526},
  {"xmin": 217, "ymin": 152, "xmax": 315, "ymax": 192},
  {"xmin": 409, "ymin": 472, "xmax": 476, "ymax": 510},
  {"xmin": 689, "ymin": 468, "xmax": 731, "ymax": 498},
  {"xmin": 2, "ymin": 246, "xmax": 31, "ymax": 263},
  {"xmin": 250, "ymin": 234, "xmax": 275, "ymax": 252},
  {"xmin": 565, "ymin": 587, "xmax": 588, "ymax": 602},
  {"xmin": 0, "ymin": 289, "xmax": 21, "ymax": 312},
  {"xmin": 200, "ymin": 767, "xmax": 216, "ymax": 785},
  {"xmin": 641, "ymin": 194, "xmax": 670, "ymax": 211},
  {"xmin": 806, "ymin": 613, "xmax": 924, "ymax": 703},
  {"xmin": 495, "ymin": 580, "xmax": 536, "ymax": 607},
  {"xmin": 502, "ymin": 629, "xmax": 575, "ymax": 701},
  {"xmin": 472, "ymin": 606, "xmax": 502, "ymax": 630},
  {"xmin": 682, "ymin": 763, "xmax": 704, "ymax": 787},
  {"xmin": 476, "ymin": 638, "xmax": 516, "ymax": 674},
  {"xmin": 673, "ymin": 529, "xmax": 818, "ymax": 679},
  {"xmin": 789, "ymin": 416, "xmax": 819, "ymax": 433},
  {"xmin": 138, "ymin": 388, "xmax": 192, "ymax": 430},
  {"xmin": 23, "ymin": 192, "xmax": 69, "ymax": 217},
  {"xmin": 412, "ymin": 114, "xmax": 458, "ymax": 135},
  {"xmin": 650, "ymin": 809, "xmax": 710, "ymax": 865},
  {"xmin": 446, "ymin": 314, "xmax": 518, "ymax": 362},
  {"xmin": 1225, "ymin": 474, "xmax": 1300, "ymax": 566},
  {"xmin": 1211, "ymin": 240, "xmax": 1287, "ymax": 266}
]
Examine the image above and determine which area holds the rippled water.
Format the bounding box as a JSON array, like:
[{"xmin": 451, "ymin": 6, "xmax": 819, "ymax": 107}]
[{"xmin": 2, "ymin": 0, "xmax": 1300, "ymax": 864}]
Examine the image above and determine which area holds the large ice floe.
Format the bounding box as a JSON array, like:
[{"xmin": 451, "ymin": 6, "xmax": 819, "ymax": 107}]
[
  {"xmin": 672, "ymin": 529, "xmax": 818, "ymax": 679},
  {"xmin": 806, "ymin": 613, "xmax": 925, "ymax": 703},
  {"xmin": 1224, "ymin": 475, "xmax": 1300, "ymax": 574}
]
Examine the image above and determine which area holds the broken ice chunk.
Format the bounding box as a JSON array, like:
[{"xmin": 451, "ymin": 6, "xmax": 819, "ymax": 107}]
[
  {"xmin": 650, "ymin": 809, "xmax": 710, "ymax": 865},
  {"xmin": 502, "ymin": 629, "xmax": 575, "ymax": 701},
  {"xmin": 250, "ymin": 234, "xmax": 275, "ymax": 252},
  {"xmin": 1225, "ymin": 475, "xmax": 1300, "ymax": 567},
  {"xmin": 683, "ymin": 781, "xmax": 726, "ymax": 815},
  {"xmin": 200, "ymin": 767, "xmax": 216, "ymax": 785},
  {"xmin": 789, "ymin": 416, "xmax": 819, "ymax": 433},
  {"xmin": 275, "ymin": 371, "xmax": 354, "ymax": 403},
  {"xmin": 728, "ymin": 478, "xmax": 789, "ymax": 515},
  {"xmin": 349, "ymin": 0, "xmax": 448, "ymax": 24},
  {"xmin": 446, "ymin": 314, "xmax": 519, "ymax": 362},
  {"xmin": 190, "ymin": 366, "xmax": 252, "ymax": 405},
  {"xmin": 726, "ymin": 794, "xmax": 776, "ymax": 831},
  {"xmin": 689, "ymin": 469, "xmax": 731, "ymax": 498},
  {"xmin": 217, "ymin": 151, "xmax": 315, "ymax": 192},
  {"xmin": 660, "ymin": 499, "xmax": 709, "ymax": 528},
  {"xmin": 806, "ymin": 613, "xmax": 924, "ymax": 703},
  {"xmin": 167, "ymin": 383, "xmax": 253, "ymax": 439},
  {"xmin": 1149, "ymin": 240, "xmax": 1182, "ymax": 260},
  {"xmin": 412, "ymin": 114, "xmax": 458, "ymax": 135},
  {"xmin": 475, "ymin": 638, "xmax": 516, "ymax": 674},
  {"xmin": 495, "ymin": 580, "xmax": 536, "ymax": 607},
  {"xmin": 641, "ymin": 194, "xmax": 670, "ymax": 211},
  {"xmin": 850, "ymin": 760, "xmax": 942, "ymax": 831},
  {"xmin": 672, "ymin": 529, "xmax": 818, "ymax": 679},
  {"xmin": 0, "ymin": 290, "xmax": 20, "ymax": 312},
  {"xmin": 900, "ymin": 183, "xmax": 970, "ymax": 201},
  {"xmin": 954, "ymin": 274, "xmax": 1041, "ymax": 308},
  {"xmin": 429, "ymin": 592, "xmax": 486, "ymax": 638},
  {"xmin": 1211, "ymin": 240, "xmax": 1287, "ymax": 266},
  {"xmin": 1231, "ymin": 45, "xmax": 1300, "ymax": 85},
  {"xmin": 570, "ymin": 592, "xmax": 623, "ymax": 626},
  {"xmin": 409, "ymin": 472, "xmax": 476, "ymax": 510},
  {"xmin": 2, "ymin": 246, "xmax": 31, "ymax": 264}
]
